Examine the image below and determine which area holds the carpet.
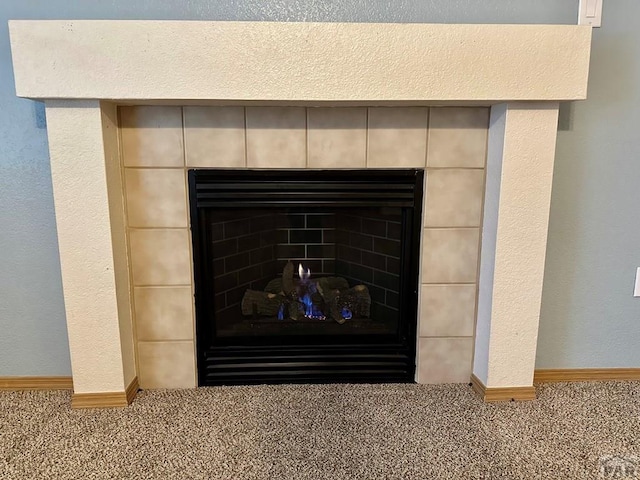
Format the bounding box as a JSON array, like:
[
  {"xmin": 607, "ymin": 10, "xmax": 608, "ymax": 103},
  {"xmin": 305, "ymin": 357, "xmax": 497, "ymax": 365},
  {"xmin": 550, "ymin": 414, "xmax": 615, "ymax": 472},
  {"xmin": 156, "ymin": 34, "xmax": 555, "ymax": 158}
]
[{"xmin": 1, "ymin": 382, "xmax": 639, "ymax": 479}]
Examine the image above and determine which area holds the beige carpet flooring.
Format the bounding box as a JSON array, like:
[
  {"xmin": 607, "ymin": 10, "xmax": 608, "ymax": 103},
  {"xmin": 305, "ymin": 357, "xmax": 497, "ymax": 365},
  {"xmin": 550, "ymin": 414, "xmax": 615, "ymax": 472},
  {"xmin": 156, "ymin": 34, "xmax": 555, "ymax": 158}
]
[{"xmin": 1, "ymin": 382, "xmax": 639, "ymax": 479}]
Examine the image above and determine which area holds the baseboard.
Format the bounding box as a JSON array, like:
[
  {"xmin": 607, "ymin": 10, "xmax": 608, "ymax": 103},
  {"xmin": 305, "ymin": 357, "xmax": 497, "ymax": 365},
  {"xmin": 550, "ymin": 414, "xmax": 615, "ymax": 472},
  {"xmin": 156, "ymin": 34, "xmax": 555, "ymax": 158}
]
[
  {"xmin": 534, "ymin": 368, "xmax": 640, "ymax": 383},
  {"xmin": 71, "ymin": 376, "xmax": 139, "ymax": 409},
  {"xmin": 125, "ymin": 376, "xmax": 139, "ymax": 404},
  {"xmin": 0, "ymin": 376, "xmax": 73, "ymax": 390},
  {"xmin": 470, "ymin": 374, "xmax": 536, "ymax": 402}
]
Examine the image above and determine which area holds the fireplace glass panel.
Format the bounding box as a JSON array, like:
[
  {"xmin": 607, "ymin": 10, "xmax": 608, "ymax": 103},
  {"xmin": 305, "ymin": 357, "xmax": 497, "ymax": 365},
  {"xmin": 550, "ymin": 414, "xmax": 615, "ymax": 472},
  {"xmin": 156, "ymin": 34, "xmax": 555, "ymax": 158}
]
[{"xmin": 209, "ymin": 207, "xmax": 403, "ymax": 338}]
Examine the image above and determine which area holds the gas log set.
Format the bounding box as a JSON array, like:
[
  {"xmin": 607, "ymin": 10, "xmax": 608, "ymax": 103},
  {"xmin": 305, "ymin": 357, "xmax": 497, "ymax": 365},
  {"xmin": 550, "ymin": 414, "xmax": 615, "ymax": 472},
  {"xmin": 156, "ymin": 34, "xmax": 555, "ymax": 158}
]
[{"xmin": 241, "ymin": 260, "xmax": 371, "ymax": 325}]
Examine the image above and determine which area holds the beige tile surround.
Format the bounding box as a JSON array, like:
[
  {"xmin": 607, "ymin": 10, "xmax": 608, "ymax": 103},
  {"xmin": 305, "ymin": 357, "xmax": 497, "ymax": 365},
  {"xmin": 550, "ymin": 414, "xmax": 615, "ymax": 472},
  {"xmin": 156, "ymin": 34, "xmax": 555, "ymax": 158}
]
[{"xmin": 119, "ymin": 105, "xmax": 488, "ymax": 388}]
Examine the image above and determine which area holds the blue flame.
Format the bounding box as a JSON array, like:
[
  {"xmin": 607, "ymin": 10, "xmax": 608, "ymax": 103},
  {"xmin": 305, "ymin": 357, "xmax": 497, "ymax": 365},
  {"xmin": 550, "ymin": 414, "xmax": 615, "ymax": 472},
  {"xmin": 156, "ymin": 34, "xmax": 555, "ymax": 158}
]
[
  {"xmin": 341, "ymin": 307, "xmax": 352, "ymax": 320},
  {"xmin": 297, "ymin": 264, "xmax": 326, "ymax": 320},
  {"xmin": 277, "ymin": 303, "xmax": 285, "ymax": 320},
  {"xmin": 300, "ymin": 292, "xmax": 326, "ymax": 319},
  {"xmin": 301, "ymin": 293, "xmax": 314, "ymax": 317}
]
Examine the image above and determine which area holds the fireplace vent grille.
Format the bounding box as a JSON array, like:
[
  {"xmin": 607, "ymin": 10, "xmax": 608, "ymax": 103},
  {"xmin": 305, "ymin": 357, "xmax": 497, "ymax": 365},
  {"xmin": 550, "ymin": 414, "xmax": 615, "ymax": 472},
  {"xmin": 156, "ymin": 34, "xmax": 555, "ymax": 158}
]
[{"xmin": 192, "ymin": 170, "xmax": 419, "ymax": 208}]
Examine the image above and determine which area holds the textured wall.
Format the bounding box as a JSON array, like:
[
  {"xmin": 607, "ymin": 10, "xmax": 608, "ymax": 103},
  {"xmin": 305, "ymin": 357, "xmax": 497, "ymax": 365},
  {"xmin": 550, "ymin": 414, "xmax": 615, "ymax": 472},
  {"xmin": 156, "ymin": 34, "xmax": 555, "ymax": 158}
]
[
  {"xmin": 3, "ymin": 0, "xmax": 637, "ymax": 375},
  {"xmin": 536, "ymin": 1, "xmax": 640, "ymax": 368}
]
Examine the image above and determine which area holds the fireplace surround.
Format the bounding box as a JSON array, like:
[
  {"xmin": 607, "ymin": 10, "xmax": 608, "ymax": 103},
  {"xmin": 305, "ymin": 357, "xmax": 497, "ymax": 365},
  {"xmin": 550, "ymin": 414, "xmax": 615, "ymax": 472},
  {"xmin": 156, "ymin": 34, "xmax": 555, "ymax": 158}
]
[
  {"xmin": 119, "ymin": 104, "xmax": 484, "ymax": 389},
  {"xmin": 8, "ymin": 20, "xmax": 592, "ymax": 406}
]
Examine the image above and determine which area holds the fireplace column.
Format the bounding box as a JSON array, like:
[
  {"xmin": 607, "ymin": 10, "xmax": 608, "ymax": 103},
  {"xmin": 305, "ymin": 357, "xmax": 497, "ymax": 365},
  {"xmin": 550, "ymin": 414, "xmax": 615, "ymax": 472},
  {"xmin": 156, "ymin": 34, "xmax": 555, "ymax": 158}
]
[
  {"xmin": 44, "ymin": 100, "xmax": 137, "ymax": 407},
  {"xmin": 472, "ymin": 102, "xmax": 560, "ymax": 400}
]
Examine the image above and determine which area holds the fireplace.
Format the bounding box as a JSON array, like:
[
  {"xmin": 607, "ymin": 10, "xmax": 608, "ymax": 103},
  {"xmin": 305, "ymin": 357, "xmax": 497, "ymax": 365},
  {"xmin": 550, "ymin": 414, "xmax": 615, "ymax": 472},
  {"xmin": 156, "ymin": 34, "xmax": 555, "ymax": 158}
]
[
  {"xmin": 8, "ymin": 20, "xmax": 592, "ymax": 405},
  {"xmin": 190, "ymin": 170, "xmax": 423, "ymax": 385}
]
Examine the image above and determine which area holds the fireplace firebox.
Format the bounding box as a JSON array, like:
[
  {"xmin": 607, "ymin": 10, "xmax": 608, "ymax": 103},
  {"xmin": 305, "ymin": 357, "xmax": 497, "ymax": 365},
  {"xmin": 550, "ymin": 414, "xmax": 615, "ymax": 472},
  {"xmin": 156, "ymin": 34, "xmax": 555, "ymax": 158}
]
[{"xmin": 189, "ymin": 170, "xmax": 423, "ymax": 385}]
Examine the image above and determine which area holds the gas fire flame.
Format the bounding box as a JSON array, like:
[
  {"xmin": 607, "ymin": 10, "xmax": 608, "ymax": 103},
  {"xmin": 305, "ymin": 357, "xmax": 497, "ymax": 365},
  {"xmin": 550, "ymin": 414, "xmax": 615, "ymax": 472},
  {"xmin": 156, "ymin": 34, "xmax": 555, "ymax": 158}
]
[
  {"xmin": 282, "ymin": 263, "xmax": 352, "ymax": 322},
  {"xmin": 298, "ymin": 263, "xmax": 325, "ymax": 320},
  {"xmin": 298, "ymin": 263, "xmax": 311, "ymax": 282}
]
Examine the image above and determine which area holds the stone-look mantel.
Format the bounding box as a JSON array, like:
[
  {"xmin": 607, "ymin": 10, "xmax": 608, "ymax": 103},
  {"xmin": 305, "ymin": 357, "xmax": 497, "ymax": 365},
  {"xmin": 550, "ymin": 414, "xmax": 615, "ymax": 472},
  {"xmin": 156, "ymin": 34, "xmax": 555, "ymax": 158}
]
[{"xmin": 8, "ymin": 20, "xmax": 592, "ymax": 406}]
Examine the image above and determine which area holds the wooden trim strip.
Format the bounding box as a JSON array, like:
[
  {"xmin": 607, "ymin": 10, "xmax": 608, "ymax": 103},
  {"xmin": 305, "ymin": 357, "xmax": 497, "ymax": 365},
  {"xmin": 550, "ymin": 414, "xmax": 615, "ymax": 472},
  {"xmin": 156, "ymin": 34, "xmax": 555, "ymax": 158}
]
[
  {"xmin": 470, "ymin": 374, "xmax": 536, "ymax": 402},
  {"xmin": 71, "ymin": 391, "xmax": 128, "ymax": 409},
  {"xmin": 470, "ymin": 373, "xmax": 486, "ymax": 398},
  {"xmin": 71, "ymin": 376, "xmax": 139, "ymax": 409},
  {"xmin": 483, "ymin": 385, "xmax": 536, "ymax": 402},
  {"xmin": 534, "ymin": 368, "xmax": 640, "ymax": 383},
  {"xmin": 125, "ymin": 376, "xmax": 139, "ymax": 404},
  {"xmin": 0, "ymin": 376, "xmax": 73, "ymax": 390}
]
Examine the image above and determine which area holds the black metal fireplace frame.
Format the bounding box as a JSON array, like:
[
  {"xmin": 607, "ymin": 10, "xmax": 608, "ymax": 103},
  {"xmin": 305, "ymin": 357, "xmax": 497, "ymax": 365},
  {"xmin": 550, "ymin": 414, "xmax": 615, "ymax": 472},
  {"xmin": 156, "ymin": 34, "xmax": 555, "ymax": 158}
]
[{"xmin": 189, "ymin": 169, "xmax": 423, "ymax": 386}]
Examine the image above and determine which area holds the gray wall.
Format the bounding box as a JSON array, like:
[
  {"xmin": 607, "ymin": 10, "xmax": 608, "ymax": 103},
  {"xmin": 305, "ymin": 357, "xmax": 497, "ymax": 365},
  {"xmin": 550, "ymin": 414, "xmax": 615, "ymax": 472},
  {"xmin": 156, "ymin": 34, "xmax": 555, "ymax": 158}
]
[
  {"xmin": 0, "ymin": 0, "xmax": 636, "ymax": 375},
  {"xmin": 537, "ymin": 1, "xmax": 640, "ymax": 368}
]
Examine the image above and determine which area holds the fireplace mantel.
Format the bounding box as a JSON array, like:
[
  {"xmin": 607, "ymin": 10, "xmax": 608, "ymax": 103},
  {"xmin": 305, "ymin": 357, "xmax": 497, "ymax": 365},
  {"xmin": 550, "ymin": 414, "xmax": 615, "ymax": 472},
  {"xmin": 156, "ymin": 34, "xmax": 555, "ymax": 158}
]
[
  {"xmin": 8, "ymin": 20, "xmax": 592, "ymax": 407},
  {"xmin": 9, "ymin": 21, "xmax": 590, "ymax": 103}
]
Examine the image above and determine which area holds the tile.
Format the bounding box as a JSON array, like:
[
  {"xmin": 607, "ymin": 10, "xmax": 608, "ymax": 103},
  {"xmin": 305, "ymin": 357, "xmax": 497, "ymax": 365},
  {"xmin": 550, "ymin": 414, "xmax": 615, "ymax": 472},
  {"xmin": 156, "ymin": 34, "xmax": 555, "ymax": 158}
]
[
  {"xmin": 134, "ymin": 286, "xmax": 194, "ymax": 341},
  {"xmin": 120, "ymin": 106, "xmax": 184, "ymax": 167},
  {"xmin": 427, "ymin": 108, "xmax": 489, "ymax": 168},
  {"xmin": 307, "ymin": 108, "xmax": 366, "ymax": 168},
  {"xmin": 246, "ymin": 107, "xmax": 306, "ymax": 168},
  {"xmin": 129, "ymin": 229, "xmax": 192, "ymax": 285},
  {"xmin": 420, "ymin": 284, "xmax": 476, "ymax": 337},
  {"xmin": 184, "ymin": 106, "xmax": 246, "ymax": 167},
  {"xmin": 425, "ymin": 169, "xmax": 485, "ymax": 227},
  {"xmin": 367, "ymin": 107, "xmax": 428, "ymax": 167},
  {"xmin": 125, "ymin": 169, "xmax": 187, "ymax": 228},
  {"xmin": 137, "ymin": 341, "xmax": 196, "ymax": 388},
  {"xmin": 422, "ymin": 228, "xmax": 479, "ymax": 283},
  {"xmin": 418, "ymin": 337, "xmax": 474, "ymax": 384}
]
